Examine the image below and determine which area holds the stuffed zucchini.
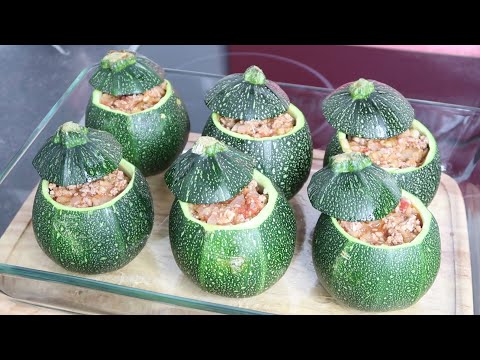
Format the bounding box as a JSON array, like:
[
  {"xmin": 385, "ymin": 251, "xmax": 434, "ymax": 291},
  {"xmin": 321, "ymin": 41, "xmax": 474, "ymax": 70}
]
[
  {"xmin": 32, "ymin": 122, "xmax": 154, "ymax": 274},
  {"xmin": 308, "ymin": 153, "xmax": 441, "ymax": 311},
  {"xmin": 86, "ymin": 50, "xmax": 190, "ymax": 176},
  {"xmin": 165, "ymin": 136, "xmax": 296, "ymax": 297}
]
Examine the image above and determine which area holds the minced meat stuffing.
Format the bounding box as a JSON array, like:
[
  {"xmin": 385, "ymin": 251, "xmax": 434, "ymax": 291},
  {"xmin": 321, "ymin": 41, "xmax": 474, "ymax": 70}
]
[
  {"xmin": 348, "ymin": 128, "xmax": 429, "ymax": 169},
  {"xmin": 48, "ymin": 169, "xmax": 130, "ymax": 208},
  {"xmin": 100, "ymin": 82, "xmax": 167, "ymax": 114},
  {"xmin": 340, "ymin": 198, "xmax": 422, "ymax": 246},
  {"xmin": 219, "ymin": 112, "xmax": 295, "ymax": 138},
  {"xmin": 189, "ymin": 180, "xmax": 268, "ymax": 225}
]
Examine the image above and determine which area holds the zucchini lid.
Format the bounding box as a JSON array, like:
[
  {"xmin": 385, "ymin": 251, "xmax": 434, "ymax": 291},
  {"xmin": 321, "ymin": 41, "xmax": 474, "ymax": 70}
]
[
  {"xmin": 322, "ymin": 78, "xmax": 414, "ymax": 139},
  {"xmin": 89, "ymin": 50, "xmax": 164, "ymax": 96},
  {"xmin": 307, "ymin": 152, "xmax": 401, "ymax": 221},
  {"xmin": 165, "ymin": 136, "xmax": 257, "ymax": 204},
  {"xmin": 204, "ymin": 65, "xmax": 290, "ymax": 120},
  {"xmin": 32, "ymin": 122, "xmax": 123, "ymax": 186}
]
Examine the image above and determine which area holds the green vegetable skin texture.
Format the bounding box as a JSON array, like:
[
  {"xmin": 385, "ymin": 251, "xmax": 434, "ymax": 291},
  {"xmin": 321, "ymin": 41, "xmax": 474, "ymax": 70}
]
[
  {"xmin": 204, "ymin": 70, "xmax": 290, "ymax": 120},
  {"xmin": 91, "ymin": 57, "xmax": 163, "ymax": 96},
  {"xmin": 86, "ymin": 80, "xmax": 190, "ymax": 176},
  {"xmin": 308, "ymin": 156, "xmax": 401, "ymax": 221},
  {"xmin": 322, "ymin": 79, "xmax": 414, "ymax": 139},
  {"xmin": 32, "ymin": 160, "xmax": 154, "ymax": 274},
  {"xmin": 165, "ymin": 141, "xmax": 256, "ymax": 204},
  {"xmin": 169, "ymin": 172, "xmax": 296, "ymax": 298},
  {"xmin": 202, "ymin": 104, "xmax": 313, "ymax": 199},
  {"xmin": 324, "ymin": 120, "xmax": 441, "ymax": 205},
  {"xmin": 32, "ymin": 125, "xmax": 123, "ymax": 186},
  {"xmin": 313, "ymin": 192, "xmax": 441, "ymax": 312}
]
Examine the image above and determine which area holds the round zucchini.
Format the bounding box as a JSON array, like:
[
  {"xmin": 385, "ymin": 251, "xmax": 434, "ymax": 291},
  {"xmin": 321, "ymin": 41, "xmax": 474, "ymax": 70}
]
[
  {"xmin": 31, "ymin": 122, "xmax": 154, "ymax": 274},
  {"xmin": 165, "ymin": 136, "xmax": 256, "ymax": 204},
  {"xmin": 32, "ymin": 121, "xmax": 123, "ymax": 186},
  {"xmin": 308, "ymin": 152, "xmax": 401, "ymax": 221},
  {"xmin": 322, "ymin": 78, "xmax": 414, "ymax": 139},
  {"xmin": 169, "ymin": 170, "xmax": 296, "ymax": 298},
  {"xmin": 33, "ymin": 159, "xmax": 153, "ymax": 274},
  {"xmin": 166, "ymin": 136, "xmax": 296, "ymax": 297},
  {"xmin": 312, "ymin": 190, "xmax": 441, "ymax": 312},
  {"xmin": 205, "ymin": 65, "xmax": 290, "ymax": 120},
  {"xmin": 86, "ymin": 50, "xmax": 190, "ymax": 176},
  {"xmin": 89, "ymin": 50, "xmax": 163, "ymax": 96}
]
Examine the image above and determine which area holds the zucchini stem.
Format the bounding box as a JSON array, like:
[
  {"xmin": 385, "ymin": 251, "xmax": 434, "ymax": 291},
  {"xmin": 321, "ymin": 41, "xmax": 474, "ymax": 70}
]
[
  {"xmin": 101, "ymin": 50, "xmax": 136, "ymax": 72},
  {"xmin": 192, "ymin": 136, "xmax": 227, "ymax": 156},
  {"xmin": 349, "ymin": 78, "xmax": 375, "ymax": 100},
  {"xmin": 330, "ymin": 152, "xmax": 373, "ymax": 173},
  {"xmin": 244, "ymin": 65, "xmax": 266, "ymax": 85},
  {"xmin": 54, "ymin": 121, "xmax": 89, "ymax": 148}
]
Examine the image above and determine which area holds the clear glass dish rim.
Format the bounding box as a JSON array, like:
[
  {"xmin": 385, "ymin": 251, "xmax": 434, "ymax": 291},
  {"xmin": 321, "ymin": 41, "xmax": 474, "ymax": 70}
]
[{"xmin": 0, "ymin": 65, "xmax": 478, "ymax": 315}]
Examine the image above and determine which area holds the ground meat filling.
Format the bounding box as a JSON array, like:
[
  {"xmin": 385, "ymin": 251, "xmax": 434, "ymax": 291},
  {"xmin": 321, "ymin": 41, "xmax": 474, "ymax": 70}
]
[
  {"xmin": 219, "ymin": 112, "xmax": 295, "ymax": 138},
  {"xmin": 100, "ymin": 81, "xmax": 167, "ymax": 113},
  {"xmin": 340, "ymin": 199, "xmax": 422, "ymax": 246},
  {"xmin": 348, "ymin": 128, "xmax": 429, "ymax": 168},
  {"xmin": 189, "ymin": 180, "xmax": 268, "ymax": 225},
  {"xmin": 48, "ymin": 169, "xmax": 130, "ymax": 208}
]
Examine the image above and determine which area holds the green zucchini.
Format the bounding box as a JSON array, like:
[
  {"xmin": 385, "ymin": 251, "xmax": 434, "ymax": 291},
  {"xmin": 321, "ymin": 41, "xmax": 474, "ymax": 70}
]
[
  {"xmin": 312, "ymin": 190, "xmax": 441, "ymax": 312},
  {"xmin": 165, "ymin": 136, "xmax": 256, "ymax": 204},
  {"xmin": 32, "ymin": 122, "xmax": 122, "ymax": 186},
  {"xmin": 308, "ymin": 152, "xmax": 401, "ymax": 221},
  {"xmin": 86, "ymin": 50, "xmax": 190, "ymax": 176},
  {"xmin": 31, "ymin": 122, "xmax": 154, "ymax": 274},
  {"xmin": 322, "ymin": 78, "xmax": 414, "ymax": 139},
  {"xmin": 89, "ymin": 50, "xmax": 164, "ymax": 96},
  {"xmin": 204, "ymin": 65, "xmax": 290, "ymax": 120},
  {"xmin": 166, "ymin": 137, "xmax": 296, "ymax": 297}
]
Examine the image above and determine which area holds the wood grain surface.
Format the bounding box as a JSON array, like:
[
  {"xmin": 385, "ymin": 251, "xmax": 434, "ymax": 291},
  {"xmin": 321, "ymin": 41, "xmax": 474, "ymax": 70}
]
[{"xmin": 0, "ymin": 134, "xmax": 474, "ymax": 314}]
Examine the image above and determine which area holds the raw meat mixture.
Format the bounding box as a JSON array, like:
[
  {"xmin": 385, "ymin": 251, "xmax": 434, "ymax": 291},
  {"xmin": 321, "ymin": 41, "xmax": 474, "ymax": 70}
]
[
  {"xmin": 340, "ymin": 198, "xmax": 423, "ymax": 246},
  {"xmin": 100, "ymin": 82, "xmax": 167, "ymax": 114},
  {"xmin": 49, "ymin": 169, "xmax": 130, "ymax": 208},
  {"xmin": 219, "ymin": 112, "xmax": 295, "ymax": 138},
  {"xmin": 189, "ymin": 180, "xmax": 268, "ymax": 225},
  {"xmin": 348, "ymin": 128, "xmax": 429, "ymax": 168}
]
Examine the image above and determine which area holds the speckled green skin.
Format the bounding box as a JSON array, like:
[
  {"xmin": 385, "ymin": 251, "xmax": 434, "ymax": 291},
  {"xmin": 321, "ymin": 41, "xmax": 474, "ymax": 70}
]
[
  {"xmin": 313, "ymin": 194, "xmax": 441, "ymax": 312},
  {"xmin": 324, "ymin": 122, "xmax": 441, "ymax": 206},
  {"xmin": 204, "ymin": 72, "xmax": 290, "ymax": 120},
  {"xmin": 307, "ymin": 159, "xmax": 401, "ymax": 221},
  {"xmin": 32, "ymin": 160, "xmax": 154, "ymax": 274},
  {"xmin": 85, "ymin": 80, "xmax": 190, "ymax": 176},
  {"xmin": 322, "ymin": 80, "xmax": 414, "ymax": 139},
  {"xmin": 90, "ymin": 57, "xmax": 163, "ymax": 96},
  {"xmin": 165, "ymin": 145, "xmax": 256, "ymax": 205},
  {"xmin": 169, "ymin": 174, "xmax": 296, "ymax": 298},
  {"xmin": 202, "ymin": 104, "xmax": 313, "ymax": 199},
  {"xmin": 32, "ymin": 126, "xmax": 123, "ymax": 186},
  {"xmin": 323, "ymin": 133, "xmax": 345, "ymax": 168}
]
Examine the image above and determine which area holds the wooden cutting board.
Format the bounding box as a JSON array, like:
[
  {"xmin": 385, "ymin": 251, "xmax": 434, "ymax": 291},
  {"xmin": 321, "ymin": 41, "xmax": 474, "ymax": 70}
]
[{"xmin": 0, "ymin": 134, "xmax": 474, "ymax": 314}]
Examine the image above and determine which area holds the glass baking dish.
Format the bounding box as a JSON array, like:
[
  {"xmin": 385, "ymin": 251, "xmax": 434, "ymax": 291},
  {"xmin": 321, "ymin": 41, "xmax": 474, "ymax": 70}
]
[{"xmin": 0, "ymin": 65, "xmax": 477, "ymax": 314}]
